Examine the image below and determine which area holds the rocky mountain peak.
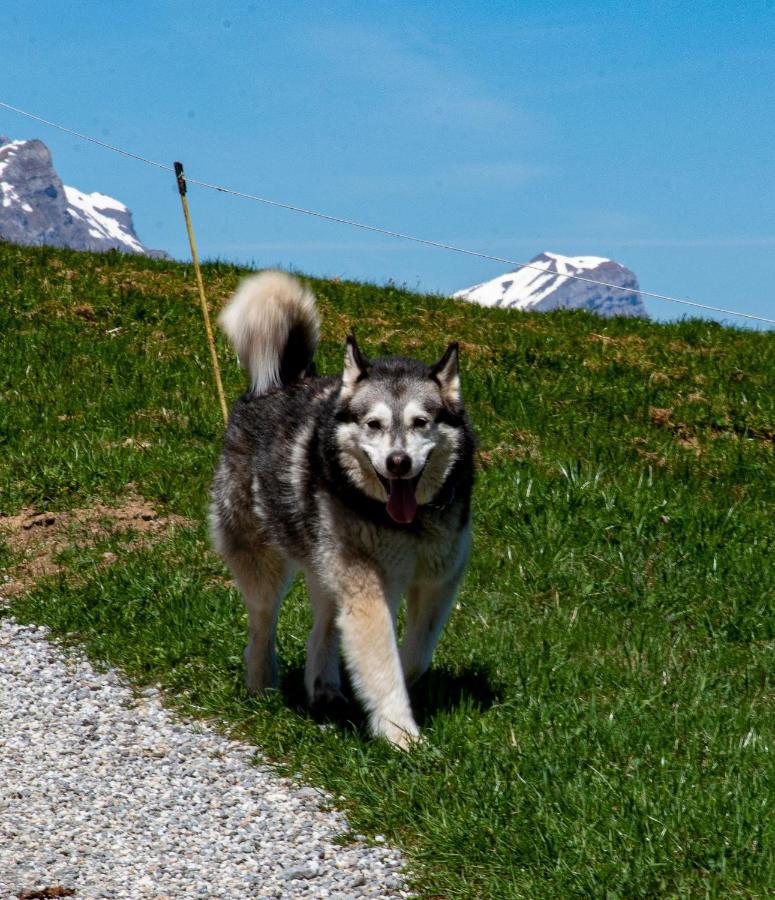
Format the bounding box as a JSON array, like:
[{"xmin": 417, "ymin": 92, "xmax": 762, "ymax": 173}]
[
  {"xmin": 454, "ymin": 251, "xmax": 646, "ymax": 318},
  {"xmin": 0, "ymin": 136, "xmax": 165, "ymax": 257}
]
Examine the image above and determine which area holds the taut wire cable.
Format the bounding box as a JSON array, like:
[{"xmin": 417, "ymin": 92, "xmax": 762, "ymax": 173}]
[{"xmin": 1, "ymin": 100, "xmax": 773, "ymax": 326}]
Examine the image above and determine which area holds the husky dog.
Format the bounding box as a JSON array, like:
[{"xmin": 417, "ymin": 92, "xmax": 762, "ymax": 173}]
[{"xmin": 210, "ymin": 271, "xmax": 475, "ymax": 748}]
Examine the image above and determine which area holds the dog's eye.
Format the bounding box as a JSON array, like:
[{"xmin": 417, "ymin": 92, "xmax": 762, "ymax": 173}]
[
  {"xmin": 413, "ymin": 417, "xmax": 429, "ymax": 429},
  {"xmin": 366, "ymin": 419, "xmax": 383, "ymax": 431}
]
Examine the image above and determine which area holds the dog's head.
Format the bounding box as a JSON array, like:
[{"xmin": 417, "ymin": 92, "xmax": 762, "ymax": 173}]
[{"xmin": 334, "ymin": 335, "xmax": 466, "ymax": 523}]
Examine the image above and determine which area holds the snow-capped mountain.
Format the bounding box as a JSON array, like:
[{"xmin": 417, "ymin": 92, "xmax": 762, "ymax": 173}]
[
  {"xmin": 454, "ymin": 251, "xmax": 646, "ymax": 318},
  {"xmin": 0, "ymin": 136, "xmax": 165, "ymax": 257}
]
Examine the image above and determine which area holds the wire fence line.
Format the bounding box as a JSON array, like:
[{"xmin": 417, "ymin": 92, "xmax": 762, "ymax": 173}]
[{"xmin": 1, "ymin": 99, "xmax": 774, "ymax": 326}]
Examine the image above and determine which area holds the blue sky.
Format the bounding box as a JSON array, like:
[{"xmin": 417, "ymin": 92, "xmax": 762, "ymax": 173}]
[{"xmin": 3, "ymin": 1, "xmax": 774, "ymax": 326}]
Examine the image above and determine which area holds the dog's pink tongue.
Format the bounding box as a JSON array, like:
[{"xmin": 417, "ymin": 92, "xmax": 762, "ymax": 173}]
[{"xmin": 387, "ymin": 478, "xmax": 417, "ymax": 524}]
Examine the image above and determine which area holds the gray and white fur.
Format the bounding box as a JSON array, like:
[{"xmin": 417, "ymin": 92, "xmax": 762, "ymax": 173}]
[{"xmin": 210, "ymin": 271, "xmax": 475, "ymax": 748}]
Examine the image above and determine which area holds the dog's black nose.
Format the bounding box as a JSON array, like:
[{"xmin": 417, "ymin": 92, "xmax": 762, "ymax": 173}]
[{"xmin": 386, "ymin": 451, "xmax": 412, "ymax": 477}]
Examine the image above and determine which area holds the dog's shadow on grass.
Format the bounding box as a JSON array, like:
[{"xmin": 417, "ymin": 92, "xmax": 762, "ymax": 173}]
[
  {"xmin": 279, "ymin": 664, "xmax": 499, "ymax": 737},
  {"xmin": 409, "ymin": 666, "xmax": 500, "ymax": 726}
]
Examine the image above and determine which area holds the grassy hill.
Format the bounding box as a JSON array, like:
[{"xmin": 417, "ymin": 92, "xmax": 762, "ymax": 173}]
[{"xmin": 1, "ymin": 242, "xmax": 773, "ymax": 897}]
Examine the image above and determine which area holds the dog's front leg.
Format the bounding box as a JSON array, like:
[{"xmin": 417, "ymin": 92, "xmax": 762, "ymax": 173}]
[
  {"xmin": 401, "ymin": 529, "xmax": 471, "ymax": 686},
  {"xmin": 332, "ymin": 564, "xmax": 419, "ymax": 749}
]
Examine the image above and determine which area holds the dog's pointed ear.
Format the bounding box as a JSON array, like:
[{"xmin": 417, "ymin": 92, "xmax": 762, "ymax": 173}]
[
  {"xmin": 429, "ymin": 341, "xmax": 461, "ymax": 406},
  {"xmin": 342, "ymin": 333, "xmax": 371, "ymax": 394}
]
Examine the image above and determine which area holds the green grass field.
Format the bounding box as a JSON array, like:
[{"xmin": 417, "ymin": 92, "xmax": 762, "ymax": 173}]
[{"xmin": 1, "ymin": 242, "xmax": 773, "ymax": 898}]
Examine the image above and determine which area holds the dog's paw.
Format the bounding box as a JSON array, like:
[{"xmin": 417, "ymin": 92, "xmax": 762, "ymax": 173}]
[
  {"xmin": 245, "ymin": 677, "xmax": 280, "ymax": 696},
  {"xmin": 243, "ymin": 643, "xmax": 279, "ymax": 696},
  {"xmin": 374, "ymin": 717, "xmax": 422, "ymax": 751},
  {"xmin": 310, "ymin": 679, "xmax": 348, "ymax": 709}
]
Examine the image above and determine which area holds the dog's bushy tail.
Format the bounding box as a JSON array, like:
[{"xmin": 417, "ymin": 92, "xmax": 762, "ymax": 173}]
[{"xmin": 219, "ymin": 270, "xmax": 320, "ymax": 395}]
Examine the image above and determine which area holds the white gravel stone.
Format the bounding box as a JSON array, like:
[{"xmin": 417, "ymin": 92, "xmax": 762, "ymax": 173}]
[{"xmin": 0, "ymin": 618, "xmax": 410, "ymax": 899}]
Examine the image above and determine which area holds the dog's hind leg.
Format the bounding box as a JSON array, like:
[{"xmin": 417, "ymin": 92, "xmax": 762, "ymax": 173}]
[
  {"xmin": 399, "ymin": 576, "xmax": 460, "ymax": 688},
  {"xmin": 401, "ymin": 533, "xmax": 471, "ymax": 687},
  {"xmin": 226, "ymin": 546, "xmax": 293, "ymax": 695},
  {"xmin": 304, "ymin": 573, "xmax": 344, "ymax": 707}
]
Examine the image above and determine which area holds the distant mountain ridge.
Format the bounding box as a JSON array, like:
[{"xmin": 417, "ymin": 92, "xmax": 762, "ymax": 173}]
[
  {"xmin": 0, "ymin": 136, "xmax": 165, "ymax": 257},
  {"xmin": 454, "ymin": 251, "xmax": 646, "ymax": 318}
]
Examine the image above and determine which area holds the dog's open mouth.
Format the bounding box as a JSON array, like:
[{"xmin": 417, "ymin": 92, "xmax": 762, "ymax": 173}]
[{"xmin": 376, "ymin": 471, "xmax": 423, "ymax": 524}]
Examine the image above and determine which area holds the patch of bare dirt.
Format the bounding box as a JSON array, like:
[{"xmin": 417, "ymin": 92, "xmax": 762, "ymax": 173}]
[
  {"xmin": 0, "ymin": 496, "xmax": 190, "ymax": 600},
  {"xmin": 586, "ymin": 332, "xmax": 654, "ymax": 372},
  {"xmin": 589, "ymin": 333, "xmax": 646, "ymax": 349},
  {"xmin": 649, "ymin": 407, "xmax": 674, "ymax": 429},
  {"xmin": 648, "ymin": 406, "xmax": 773, "ymax": 450},
  {"xmin": 632, "ymin": 437, "xmax": 668, "ymax": 468},
  {"xmin": 479, "ymin": 430, "xmax": 541, "ymax": 469},
  {"xmin": 18, "ymin": 887, "xmax": 76, "ymax": 899},
  {"xmin": 648, "ymin": 407, "xmax": 702, "ymax": 455}
]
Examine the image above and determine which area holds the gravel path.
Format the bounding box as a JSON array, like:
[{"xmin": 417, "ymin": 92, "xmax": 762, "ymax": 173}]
[{"xmin": 0, "ymin": 619, "xmax": 409, "ymax": 899}]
